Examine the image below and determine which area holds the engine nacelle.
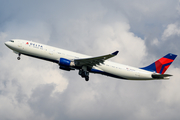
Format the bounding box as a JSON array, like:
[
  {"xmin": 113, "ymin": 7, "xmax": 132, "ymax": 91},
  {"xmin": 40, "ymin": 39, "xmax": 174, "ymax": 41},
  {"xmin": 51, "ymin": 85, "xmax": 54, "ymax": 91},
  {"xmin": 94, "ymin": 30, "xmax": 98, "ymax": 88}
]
[{"xmin": 59, "ymin": 58, "xmax": 75, "ymax": 67}]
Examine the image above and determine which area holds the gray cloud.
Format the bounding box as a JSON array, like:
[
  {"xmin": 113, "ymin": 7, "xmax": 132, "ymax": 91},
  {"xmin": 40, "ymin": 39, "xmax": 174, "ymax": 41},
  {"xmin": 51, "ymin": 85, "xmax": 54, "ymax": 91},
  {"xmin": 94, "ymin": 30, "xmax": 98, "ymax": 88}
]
[{"xmin": 0, "ymin": 0, "xmax": 180, "ymax": 120}]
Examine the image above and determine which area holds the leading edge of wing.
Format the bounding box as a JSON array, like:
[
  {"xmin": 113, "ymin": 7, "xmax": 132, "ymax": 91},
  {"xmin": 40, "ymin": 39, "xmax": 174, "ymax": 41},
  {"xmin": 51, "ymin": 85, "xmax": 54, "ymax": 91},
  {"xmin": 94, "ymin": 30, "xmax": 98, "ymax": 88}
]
[{"xmin": 74, "ymin": 51, "xmax": 119, "ymax": 67}]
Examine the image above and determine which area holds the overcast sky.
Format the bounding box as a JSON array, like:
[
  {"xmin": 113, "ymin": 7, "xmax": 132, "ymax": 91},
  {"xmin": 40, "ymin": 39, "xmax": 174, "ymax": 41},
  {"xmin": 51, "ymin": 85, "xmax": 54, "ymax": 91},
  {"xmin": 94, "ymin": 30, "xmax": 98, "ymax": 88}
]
[{"xmin": 0, "ymin": 0, "xmax": 180, "ymax": 120}]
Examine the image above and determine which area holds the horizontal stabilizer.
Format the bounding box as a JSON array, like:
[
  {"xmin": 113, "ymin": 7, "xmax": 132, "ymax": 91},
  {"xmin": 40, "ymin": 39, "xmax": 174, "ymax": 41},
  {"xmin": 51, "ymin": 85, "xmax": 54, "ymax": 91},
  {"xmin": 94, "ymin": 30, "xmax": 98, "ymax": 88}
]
[{"xmin": 152, "ymin": 74, "xmax": 172, "ymax": 79}]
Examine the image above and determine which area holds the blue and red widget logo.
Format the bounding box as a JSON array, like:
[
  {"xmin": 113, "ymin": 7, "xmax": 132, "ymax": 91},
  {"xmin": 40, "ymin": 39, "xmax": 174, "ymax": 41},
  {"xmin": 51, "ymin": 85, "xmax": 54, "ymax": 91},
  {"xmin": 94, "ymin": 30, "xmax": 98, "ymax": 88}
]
[
  {"xmin": 141, "ymin": 53, "xmax": 177, "ymax": 74},
  {"xmin": 155, "ymin": 57, "xmax": 174, "ymax": 74}
]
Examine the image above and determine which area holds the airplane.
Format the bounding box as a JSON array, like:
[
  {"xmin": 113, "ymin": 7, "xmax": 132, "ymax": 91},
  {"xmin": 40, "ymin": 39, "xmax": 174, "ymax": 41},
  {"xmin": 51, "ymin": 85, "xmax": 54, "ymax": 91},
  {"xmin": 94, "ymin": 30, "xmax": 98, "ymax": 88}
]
[{"xmin": 4, "ymin": 39, "xmax": 177, "ymax": 81}]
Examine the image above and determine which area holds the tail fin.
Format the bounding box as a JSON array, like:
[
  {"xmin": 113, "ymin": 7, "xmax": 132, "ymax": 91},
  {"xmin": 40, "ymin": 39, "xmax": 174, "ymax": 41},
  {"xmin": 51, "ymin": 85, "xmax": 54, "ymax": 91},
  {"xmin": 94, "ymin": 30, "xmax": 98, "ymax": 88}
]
[{"xmin": 141, "ymin": 53, "xmax": 177, "ymax": 74}]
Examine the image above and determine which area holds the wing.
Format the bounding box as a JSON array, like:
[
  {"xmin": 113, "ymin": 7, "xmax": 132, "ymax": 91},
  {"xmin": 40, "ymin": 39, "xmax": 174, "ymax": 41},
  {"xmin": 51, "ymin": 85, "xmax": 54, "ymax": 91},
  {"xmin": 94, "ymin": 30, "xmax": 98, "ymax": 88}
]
[{"xmin": 74, "ymin": 51, "xmax": 119, "ymax": 67}]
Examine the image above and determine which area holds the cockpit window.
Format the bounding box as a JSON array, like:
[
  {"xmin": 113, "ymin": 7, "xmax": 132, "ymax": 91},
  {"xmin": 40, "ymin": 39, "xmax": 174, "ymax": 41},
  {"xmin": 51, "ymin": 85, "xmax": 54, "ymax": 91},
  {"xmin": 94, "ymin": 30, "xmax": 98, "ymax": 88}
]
[{"xmin": 10, "ymin": 40, "xmax": 14, "ymax": 42}]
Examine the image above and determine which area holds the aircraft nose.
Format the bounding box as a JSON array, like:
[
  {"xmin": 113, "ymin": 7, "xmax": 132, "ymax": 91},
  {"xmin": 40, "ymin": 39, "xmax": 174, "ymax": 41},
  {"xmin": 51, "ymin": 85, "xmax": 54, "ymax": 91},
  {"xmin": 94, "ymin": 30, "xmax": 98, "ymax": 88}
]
[
  {"xmin": 4, "ymin": 41, "xmax": 11, "ymax": 48},
  {"xmin": 4, "ymin": 41, "xmax": 8, "ymax": 46}
]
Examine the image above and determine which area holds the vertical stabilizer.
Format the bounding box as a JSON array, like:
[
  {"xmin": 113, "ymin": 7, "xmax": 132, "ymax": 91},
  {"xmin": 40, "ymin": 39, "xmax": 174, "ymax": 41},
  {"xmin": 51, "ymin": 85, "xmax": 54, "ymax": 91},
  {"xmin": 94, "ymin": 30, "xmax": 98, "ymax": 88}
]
[{"xmin": 141, "ymin": 53, "xmax": 177, "ymax": 74}]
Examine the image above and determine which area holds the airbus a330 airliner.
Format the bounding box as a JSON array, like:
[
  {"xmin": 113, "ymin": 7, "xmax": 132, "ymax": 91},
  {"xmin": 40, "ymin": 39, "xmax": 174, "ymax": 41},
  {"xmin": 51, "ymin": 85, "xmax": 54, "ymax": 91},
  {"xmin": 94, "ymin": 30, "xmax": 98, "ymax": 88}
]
[{"xmin": 5, "ymin": 39, "xmax": 177, "ymax": 81}]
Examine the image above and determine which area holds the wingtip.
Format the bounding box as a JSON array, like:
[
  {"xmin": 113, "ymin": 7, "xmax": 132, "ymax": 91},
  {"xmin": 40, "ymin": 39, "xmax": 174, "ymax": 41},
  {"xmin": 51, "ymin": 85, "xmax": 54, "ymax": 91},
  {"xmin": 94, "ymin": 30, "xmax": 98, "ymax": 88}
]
[{"xmin": 112, "ymin": 51, "xmax": 119, "ymax": 55}]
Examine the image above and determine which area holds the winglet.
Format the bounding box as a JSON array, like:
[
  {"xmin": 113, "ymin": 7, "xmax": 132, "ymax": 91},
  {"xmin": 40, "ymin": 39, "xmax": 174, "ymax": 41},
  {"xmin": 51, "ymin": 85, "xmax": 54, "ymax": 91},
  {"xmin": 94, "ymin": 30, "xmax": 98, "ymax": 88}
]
[{"xmin": 112, "ymin": 51, "xmax": 119, "ymax": 56}]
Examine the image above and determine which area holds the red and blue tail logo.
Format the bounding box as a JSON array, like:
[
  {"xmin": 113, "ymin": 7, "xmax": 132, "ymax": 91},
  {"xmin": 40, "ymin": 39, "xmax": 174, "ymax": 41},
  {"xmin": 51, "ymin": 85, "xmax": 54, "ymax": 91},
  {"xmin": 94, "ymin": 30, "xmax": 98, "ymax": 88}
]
[{"xmin": 141, "ymin": 53, "xmax": 177, "ymax": 74}]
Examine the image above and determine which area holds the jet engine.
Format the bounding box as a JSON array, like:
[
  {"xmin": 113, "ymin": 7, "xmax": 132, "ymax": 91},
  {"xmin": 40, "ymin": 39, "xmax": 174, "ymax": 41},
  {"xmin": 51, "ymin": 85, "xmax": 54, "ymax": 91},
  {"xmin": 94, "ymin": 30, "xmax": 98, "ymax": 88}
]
[{"xmin": 58, "ymin": 58, "xmax": 75, "ymax": 71}]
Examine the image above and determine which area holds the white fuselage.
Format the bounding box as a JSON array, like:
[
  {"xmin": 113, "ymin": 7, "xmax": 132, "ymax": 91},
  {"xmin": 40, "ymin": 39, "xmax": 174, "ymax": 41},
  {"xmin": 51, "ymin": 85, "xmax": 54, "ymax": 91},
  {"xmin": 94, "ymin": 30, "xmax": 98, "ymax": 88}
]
[{"xmin": 5, "ymin": 39, "xmax": 155, "ymax": 80}]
